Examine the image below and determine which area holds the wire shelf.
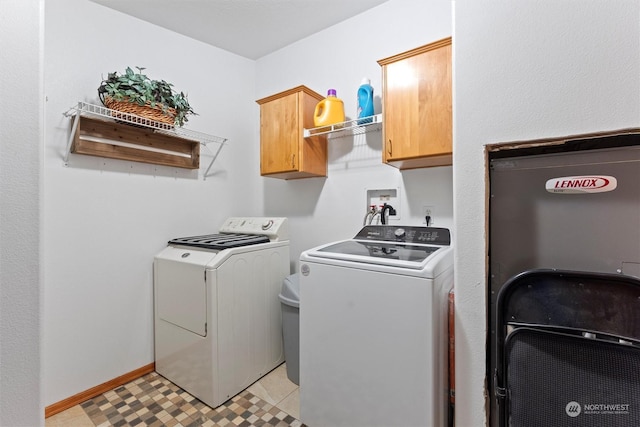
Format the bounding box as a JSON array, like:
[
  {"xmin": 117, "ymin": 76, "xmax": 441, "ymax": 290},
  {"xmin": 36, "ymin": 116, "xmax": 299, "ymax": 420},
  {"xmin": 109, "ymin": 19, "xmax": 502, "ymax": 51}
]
[
  {"xmin": 64, "ymin": 102, "xmax": 227, "ymax": 146},
  {"xmin": 63, "ymin": 102, "xmax": 228, "ymax": 178},
  {"xmin": 303, "ymin": 114, "xmax": 382, "ymax": 139}
]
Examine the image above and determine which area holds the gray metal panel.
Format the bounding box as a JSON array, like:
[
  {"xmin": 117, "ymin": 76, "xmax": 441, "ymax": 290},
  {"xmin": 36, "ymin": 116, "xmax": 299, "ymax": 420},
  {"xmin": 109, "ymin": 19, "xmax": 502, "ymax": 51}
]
[{"xmin": 488, "ymin": 143, "xmax": 640, "ymax": 427}]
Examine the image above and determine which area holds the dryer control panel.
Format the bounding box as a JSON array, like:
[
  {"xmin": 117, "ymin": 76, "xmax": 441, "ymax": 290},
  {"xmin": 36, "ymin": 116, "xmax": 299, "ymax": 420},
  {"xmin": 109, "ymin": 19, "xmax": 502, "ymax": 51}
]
[{"xmin": 219, "ymin": 217, "xmax": 289, "ymax": 241}]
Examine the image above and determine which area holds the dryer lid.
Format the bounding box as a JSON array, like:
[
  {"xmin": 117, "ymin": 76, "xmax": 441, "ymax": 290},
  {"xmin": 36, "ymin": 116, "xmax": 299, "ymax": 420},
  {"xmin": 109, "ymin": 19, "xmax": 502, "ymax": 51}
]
[{"xmin": 168, "ymin": 233, "xmax": 269, "ymax": 249}]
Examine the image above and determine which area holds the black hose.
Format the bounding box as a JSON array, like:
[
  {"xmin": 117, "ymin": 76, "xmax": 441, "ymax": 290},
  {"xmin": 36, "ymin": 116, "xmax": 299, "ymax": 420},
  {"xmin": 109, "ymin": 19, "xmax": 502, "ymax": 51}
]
[{"xmin": 380, "ymin": 203, "xmax": 396, "ymax": 225}]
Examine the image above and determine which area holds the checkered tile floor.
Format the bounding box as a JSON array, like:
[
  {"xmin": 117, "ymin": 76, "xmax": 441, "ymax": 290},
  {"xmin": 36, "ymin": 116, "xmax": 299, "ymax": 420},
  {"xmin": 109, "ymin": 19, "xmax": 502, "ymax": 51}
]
[{"xmin": 81, "ymin": 371, "xmax": 304, "ymax": 427}]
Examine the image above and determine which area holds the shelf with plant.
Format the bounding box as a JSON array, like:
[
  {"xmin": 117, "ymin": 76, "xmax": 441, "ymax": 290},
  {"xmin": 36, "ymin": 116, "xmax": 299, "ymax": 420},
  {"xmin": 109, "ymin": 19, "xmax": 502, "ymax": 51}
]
[
  {"xmin": 62, "ymin": 67, "xmax": 227, "ymax": 177},
  {"xmin": 97, "ymin": 66, "xmax": 196, "ymax": 128}
]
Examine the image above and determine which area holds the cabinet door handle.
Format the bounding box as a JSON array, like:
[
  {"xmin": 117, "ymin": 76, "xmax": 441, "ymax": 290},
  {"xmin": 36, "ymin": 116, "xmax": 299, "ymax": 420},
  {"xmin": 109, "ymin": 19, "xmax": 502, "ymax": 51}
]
[
  {"xmin": 291, "ymin": 153, "xmax": 295, "ymax": 168},
  {"xmin": 388, "ymin": 139, "xmax": 392, "ymax": 156}
]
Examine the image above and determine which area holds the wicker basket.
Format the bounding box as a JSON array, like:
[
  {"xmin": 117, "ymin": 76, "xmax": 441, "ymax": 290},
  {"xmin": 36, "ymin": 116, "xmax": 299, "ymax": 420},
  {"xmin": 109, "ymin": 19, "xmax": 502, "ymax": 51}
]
[{"xmin": 102, "ymin": 96, "xmax": 176, "ymax": 129}]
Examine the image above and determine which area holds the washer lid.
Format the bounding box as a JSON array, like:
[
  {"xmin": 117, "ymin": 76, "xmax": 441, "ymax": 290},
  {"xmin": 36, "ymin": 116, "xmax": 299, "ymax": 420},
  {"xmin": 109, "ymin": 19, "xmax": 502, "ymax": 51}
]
[
  {"xmin": 303, "ymin": 225, "xmax": 451, "ymax": 269},
  {"xmin": 314, "ymin": 240, "xmax": 441, "ymax": 266}
]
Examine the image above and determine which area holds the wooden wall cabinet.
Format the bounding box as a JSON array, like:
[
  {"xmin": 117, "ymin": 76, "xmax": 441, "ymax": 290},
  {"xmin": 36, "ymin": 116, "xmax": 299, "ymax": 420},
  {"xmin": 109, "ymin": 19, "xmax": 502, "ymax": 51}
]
[
  {"xmin": 377, "ymin": 37, "xmax": 452, "ymax": 169},
  {"xmin": 256, "ymin": 85, "xmax": 327, "ymax": 179}
]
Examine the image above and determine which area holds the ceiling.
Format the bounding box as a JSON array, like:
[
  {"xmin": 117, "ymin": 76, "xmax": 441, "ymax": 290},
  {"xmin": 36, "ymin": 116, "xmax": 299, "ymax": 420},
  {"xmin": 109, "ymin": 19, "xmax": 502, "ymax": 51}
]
[{"xmin": 90, "ymin": 0, "xmax": 389, "ymax": 60}]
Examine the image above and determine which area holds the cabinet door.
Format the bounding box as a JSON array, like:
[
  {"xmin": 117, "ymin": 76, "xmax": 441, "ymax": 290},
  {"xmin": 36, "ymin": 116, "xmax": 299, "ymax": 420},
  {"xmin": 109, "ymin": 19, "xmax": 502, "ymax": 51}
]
[
  {"xmin": 260, "ymin": 92, "xmax": 299, "ymax": 175},
  {"xmin": 382, "ymin": 40, "xmax": 452, "ymax": 166}
]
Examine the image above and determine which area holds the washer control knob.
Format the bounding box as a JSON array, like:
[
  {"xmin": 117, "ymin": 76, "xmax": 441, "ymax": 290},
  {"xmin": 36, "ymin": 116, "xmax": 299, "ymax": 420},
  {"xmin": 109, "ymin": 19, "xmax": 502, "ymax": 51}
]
[
  {"xmin": 262, "ymin": 219, "xmax": 274, "ymax": 230},
  {"xmin": 394, "ymin": 228, "xmax": 405, "ymax": 238}
]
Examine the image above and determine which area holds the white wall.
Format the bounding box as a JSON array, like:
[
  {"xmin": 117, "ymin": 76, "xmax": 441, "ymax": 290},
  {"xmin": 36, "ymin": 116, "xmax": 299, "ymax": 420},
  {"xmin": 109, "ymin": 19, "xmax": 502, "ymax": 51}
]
[
  {"xmin": 42, "ymin": 0, "xmax": 456, "ymax": 410},
  {"xmin": 453, "ymin": 1, "xmax": 640, "ymax": 425},
  {"xmin": 0, "ymin": 1, "xmax": 44, "ymax": 425},
  {"xmin": 256, "ymin": 0, "xmax": 454, "ymax": 267},
  {"xmin": 43, "ymin": 0, "xmax": 260, "ymax": 406},
  {"xmin": 38, "ymin": 0, "xmax": 640, "ymax": 423}
]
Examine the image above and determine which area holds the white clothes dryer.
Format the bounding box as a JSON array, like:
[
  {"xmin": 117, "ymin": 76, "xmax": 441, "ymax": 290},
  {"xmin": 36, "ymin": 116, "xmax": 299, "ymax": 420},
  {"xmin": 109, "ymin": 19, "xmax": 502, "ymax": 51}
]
[
  {"xmin": 154, "ymin": 217, "xmax": 289, "ymax": 408},
  {"xmin": 299, "ymin": 225, "xmax": 453, "ymax": 427}
]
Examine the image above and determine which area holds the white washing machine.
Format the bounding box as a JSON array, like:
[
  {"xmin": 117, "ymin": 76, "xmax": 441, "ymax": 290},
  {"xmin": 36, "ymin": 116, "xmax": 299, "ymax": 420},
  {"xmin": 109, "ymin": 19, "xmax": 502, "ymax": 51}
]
[
  {"xmin": 299, "ymin": 225, "xmax": 453, "ymax": 427},
  {"xmin": 154, "ymin": 217, "xmax": 289, "ymax": 408}
]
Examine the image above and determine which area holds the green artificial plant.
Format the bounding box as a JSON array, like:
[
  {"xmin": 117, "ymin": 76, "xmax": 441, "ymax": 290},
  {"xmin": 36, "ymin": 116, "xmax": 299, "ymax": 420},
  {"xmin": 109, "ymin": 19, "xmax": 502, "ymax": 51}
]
[{"xmin": 98, "ymin": 66, "xmax": 196, "ymax": 127}]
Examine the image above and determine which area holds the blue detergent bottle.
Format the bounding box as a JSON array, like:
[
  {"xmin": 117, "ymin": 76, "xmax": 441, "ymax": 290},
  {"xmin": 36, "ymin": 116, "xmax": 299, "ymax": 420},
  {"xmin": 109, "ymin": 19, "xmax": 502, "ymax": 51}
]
[{"xmin": 357, "ymin": 78, "xmax": 374, "ymax": 125}]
